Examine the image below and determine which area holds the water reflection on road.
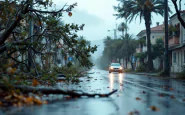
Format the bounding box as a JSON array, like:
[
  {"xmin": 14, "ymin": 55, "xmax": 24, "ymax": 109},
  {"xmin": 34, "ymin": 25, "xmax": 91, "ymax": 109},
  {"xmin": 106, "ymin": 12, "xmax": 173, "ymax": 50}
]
[
  {"xmin": 1, "ymin": 70, "xmax": 185, "ymax": 115},
  {"xmin": 108, "ymin": 73, "xmax": 124, "ymax": 91},
  {"xmin": 109, "ymin": 73, "xmax": 114, "ymax": 91}
]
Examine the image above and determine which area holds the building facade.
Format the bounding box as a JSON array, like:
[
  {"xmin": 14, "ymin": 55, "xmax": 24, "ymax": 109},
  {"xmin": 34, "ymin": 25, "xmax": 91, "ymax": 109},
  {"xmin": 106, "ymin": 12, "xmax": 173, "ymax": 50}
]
[
  {"xmin": 136, "ymin": 22, "xmax": 165, "ymax": 70},
  {"xmin": 169, "ymin": 11, "xmax": 185, "ymax": 73}
]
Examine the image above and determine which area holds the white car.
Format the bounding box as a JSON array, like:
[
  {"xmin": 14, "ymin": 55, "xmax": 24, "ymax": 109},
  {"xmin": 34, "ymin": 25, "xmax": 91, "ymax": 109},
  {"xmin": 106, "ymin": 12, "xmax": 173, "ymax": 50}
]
[{"xmin": 109, "ymin": 63, "xmax": 123, "ymax": 73}]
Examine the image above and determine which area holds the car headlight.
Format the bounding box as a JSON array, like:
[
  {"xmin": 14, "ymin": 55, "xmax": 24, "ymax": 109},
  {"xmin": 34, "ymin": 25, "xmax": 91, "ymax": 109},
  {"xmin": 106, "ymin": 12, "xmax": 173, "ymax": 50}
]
[
  {"xmin": 110, "ymin": 67, "xmax": 113, "ymax": 69},
  {"xmin": 119, "ymin": 67, "xmax": 122, "ymax": 69}
]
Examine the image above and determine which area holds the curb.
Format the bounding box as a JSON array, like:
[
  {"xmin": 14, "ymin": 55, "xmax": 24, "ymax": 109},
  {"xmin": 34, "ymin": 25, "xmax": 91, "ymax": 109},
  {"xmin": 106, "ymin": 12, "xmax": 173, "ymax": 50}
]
[{"xmin": 127, "ymin": 72, "xmax": 178, "ymax": 80}]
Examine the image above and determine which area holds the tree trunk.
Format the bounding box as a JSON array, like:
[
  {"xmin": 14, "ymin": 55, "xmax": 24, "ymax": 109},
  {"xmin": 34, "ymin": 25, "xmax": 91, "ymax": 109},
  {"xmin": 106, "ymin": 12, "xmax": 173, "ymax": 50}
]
[
  {"xmin": 140, "ymin": 58, "xmax": 145, "ymax": 65},
  {"xmin": 158, "ymin": 58, "xmax": 163, "ymax": 70},
  {"xmin": 144, "ymin": 11, "xmax": 153, "ymax": 71},
  {"xmin": 0, "ymin": 84, "xmax": 118, "ymax": 98},
  {"xmin": 130, "ymin": 61, "xmax": 134, "ymax": 70},
  {"xmin": 122, "ymin": 58, "xmax": 124, "ymax": 68},
  {"xmin": 125, "ymin": 57, "xmax": 127, "ymax": 69}
]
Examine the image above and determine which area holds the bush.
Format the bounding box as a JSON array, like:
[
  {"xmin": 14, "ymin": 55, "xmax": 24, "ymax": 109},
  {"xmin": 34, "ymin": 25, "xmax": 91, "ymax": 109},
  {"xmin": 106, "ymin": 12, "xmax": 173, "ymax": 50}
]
[
  {"xmin": 53, "ymin": 65, "xmax": 79, "ymax": 75},
  {"xmin": 176, "ymin": 71, "xmax": 185, "ymax": 78},
  {"xmin": 158, "ymin": 70, "xmax": 166, "ymax": 77},
  {"xmin": 176, "ymin": 66, "xmax": 185, "ymax": 78},
  {"xmin": 52, "ymin": 64, "xmax": 86, "ymax": 84},
  {"xmin": 135, "ymin": 64, "xmax": 146, "ymax": 72},
  {"xmin": 124, "ymin": 69, "xmax": 133, "ymax": 72}
]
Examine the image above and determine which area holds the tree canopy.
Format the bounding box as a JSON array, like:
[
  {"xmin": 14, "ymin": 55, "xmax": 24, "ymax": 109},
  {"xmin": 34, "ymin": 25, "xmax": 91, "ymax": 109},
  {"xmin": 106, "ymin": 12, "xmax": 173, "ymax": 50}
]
[
  {"xmin": 171, "ymin": 0, "xmax": 185, "ymax": 28},
  {"xmin": 114, "ymin": 0, "xmax": 171, "ymax": 71},
  {"xmin": 96, "ymin": 34, "xmax": 137, "ymax": 69},
  {"xmin": 0, "ymin": 0, "xmax": 97, "ymax": 73}
]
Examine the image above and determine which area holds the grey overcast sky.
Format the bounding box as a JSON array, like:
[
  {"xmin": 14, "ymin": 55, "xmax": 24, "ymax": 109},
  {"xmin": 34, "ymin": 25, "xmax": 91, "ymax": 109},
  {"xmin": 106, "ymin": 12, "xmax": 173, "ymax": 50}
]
[{"xmin": 53, "ymin": 0, "xmax": 185, "ymax": 41}]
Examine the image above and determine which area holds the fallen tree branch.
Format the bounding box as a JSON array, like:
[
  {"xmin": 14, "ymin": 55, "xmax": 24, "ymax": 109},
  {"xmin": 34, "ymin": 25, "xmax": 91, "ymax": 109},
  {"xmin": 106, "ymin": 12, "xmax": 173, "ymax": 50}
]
[
  {"xmin": 0, "ymin": 3, "xmax": 30, "ymax": 45},
  {"xmin": 9, "ymin": 55, "xmax": 29, "ymax": 70},
  {"xmin": 0, "ymin": 84, "xmax": 117, "ymax": 98}
]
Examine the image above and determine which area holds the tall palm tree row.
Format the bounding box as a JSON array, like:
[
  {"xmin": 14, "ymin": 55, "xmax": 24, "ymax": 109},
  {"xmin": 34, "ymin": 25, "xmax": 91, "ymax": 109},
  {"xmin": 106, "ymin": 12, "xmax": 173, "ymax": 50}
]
[{"xmin": 114, "ymin": 0, "xmax": 170, "ymax": 71}]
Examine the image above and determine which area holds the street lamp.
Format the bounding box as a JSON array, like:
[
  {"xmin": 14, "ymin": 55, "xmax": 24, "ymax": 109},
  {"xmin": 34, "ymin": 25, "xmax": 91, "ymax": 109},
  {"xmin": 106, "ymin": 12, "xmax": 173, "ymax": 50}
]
[{"xmin": 107, "ymin": 29, "xmax": 117, "ymax": 39}]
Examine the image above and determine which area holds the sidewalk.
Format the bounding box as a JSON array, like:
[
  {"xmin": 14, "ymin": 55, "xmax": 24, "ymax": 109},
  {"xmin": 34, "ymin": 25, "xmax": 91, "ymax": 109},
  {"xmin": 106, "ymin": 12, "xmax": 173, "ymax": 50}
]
[
  {"xmin": 132, "ymin": 72, "xmax": 178, "ymax": 79},
  {"xmin": 134, "ymin": 72, "xmax": 158, "ymax": 76}
]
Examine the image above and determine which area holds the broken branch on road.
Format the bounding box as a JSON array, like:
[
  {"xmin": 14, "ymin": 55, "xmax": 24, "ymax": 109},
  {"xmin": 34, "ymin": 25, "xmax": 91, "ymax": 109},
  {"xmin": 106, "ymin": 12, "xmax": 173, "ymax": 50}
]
[{"xmin": 0, "ymin": 84, "xmax": 117, "ymax": 98}]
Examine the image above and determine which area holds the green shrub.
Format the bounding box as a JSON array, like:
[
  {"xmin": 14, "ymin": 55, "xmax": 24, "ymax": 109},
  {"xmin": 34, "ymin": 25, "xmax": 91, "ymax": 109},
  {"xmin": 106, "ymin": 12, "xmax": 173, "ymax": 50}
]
[
  {"xmin": 158, "ymin": 70, "xmax": 166, "ymax": 76},
  {"xmin": 176, "ymin": 71, "xmax": 185, "ymax": 78},
  {"xmin": 124, "ymin": 69, "xmax": 133, "ymax": 72},
  {"xmin": 57, "ymin": 66, "xmax": 79, "ymax": 75},
  {"xmin": 53, "ymin": 65, "xmax": 85, "ymax": 84},
  {"xmin": 135, "ymin": 64, "xmax": 146, "ymax": 72},
  {"xmin": 40, "ymin": 71, "xmax": 57, "ymax": 85},
  {"xmin": 176, "ymin": 66, "xmax": 185, "ymax": 78}
]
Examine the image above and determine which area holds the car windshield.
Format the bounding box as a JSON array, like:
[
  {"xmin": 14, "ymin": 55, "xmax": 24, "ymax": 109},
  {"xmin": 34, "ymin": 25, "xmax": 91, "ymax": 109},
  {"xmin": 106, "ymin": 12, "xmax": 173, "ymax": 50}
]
[{"xmin": 111, "ymin": 63, "xmax": 120, "ymax": 66}]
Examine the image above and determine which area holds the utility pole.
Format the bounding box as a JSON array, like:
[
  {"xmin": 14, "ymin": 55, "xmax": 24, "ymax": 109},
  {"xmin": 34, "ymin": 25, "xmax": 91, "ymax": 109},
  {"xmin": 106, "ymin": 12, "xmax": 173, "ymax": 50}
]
[
  {"xmin": 28, "ymin": 3, "xmax": 34, "ymax": 71},
  {"xmin": 179, "ymin": 0, "xmax": 182, "ymax": 11},
  {"xmin": 164, "ymin": 0, "xmax": 169, "ymax": 75},
  {"xmin": 114, "ymin": 29, "xmax": 117, "ymax": 39},
  {"xmin": 114, "ymin": 23, "xmax": 118, "ymax": 39},
  {"xmin": 108, "ymin": 23, "xmax": 118, "ymax": 39}
]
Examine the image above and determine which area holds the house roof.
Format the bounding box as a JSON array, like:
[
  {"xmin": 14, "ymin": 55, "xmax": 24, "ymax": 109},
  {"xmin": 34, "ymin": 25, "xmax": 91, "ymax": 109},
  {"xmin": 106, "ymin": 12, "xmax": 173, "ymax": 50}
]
[
  {"xmin": 170, "ymin": 10, "xmax": 185, "ymax": 19},
  {"xmin": 169, "ymin": 44, "xmax": 185, "ymax": 51},
  {"xmin": 137, "ymin": 24, "xmax": 164, "ymax": 36}
]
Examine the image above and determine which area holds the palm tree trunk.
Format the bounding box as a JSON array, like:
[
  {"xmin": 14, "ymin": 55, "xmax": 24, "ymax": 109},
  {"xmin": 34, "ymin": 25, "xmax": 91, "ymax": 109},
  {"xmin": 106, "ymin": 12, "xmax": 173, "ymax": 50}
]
[{"xmin": 144, "ymin": 12, "xmax": 153, "ymax": 71}]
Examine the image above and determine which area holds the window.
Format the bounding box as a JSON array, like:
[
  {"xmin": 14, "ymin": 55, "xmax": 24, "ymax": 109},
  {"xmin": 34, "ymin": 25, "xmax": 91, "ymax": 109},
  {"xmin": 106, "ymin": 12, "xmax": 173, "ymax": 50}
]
[
  {"xmin": 173, "ymin": 52, "xmax": 176, "ymax": 63},
  {"xmin": 111, "ymin": 63, "xmax": 121, "ymax": 66}
]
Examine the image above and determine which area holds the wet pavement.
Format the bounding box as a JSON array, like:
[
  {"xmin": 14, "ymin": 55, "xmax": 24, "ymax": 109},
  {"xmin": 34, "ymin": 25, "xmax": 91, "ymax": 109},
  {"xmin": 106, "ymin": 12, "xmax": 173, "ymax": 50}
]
[{"xmin": 1, "ymin": 69, "xmax": 185, "ymax": 115}]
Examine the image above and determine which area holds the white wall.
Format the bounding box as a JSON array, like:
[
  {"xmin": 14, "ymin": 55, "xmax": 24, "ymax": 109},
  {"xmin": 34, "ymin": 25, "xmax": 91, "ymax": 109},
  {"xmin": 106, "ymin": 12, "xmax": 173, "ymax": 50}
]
[
  {"xmin": 170, "ymin": 14, "xmax": 185, "ymax": 73},
  {"xmin": 171, "ymin": 48, "xmax": 185, "ymax": 73},
  {"xmin": 150, "ymin": 32, "xmax": 164, "ymax": 44},
  {"xmin": 142, "ymin": 46, "xmax": 147, "ymax": 52},
  {"xmin": 153, "ymin": 57, "xmax": 160, "ymax": 70}
]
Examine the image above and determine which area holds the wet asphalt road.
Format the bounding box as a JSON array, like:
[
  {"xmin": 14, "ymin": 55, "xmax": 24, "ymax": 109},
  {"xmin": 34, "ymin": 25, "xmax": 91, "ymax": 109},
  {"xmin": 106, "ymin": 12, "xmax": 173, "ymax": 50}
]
[{"xmin": 1, "ymin": 69, "xmax": 185, "ymax": 115}]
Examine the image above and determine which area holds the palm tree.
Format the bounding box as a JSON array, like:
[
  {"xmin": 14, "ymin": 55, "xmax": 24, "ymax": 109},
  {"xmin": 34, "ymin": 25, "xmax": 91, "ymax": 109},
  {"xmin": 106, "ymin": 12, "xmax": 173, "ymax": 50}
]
[
  {"xmin": 103, "ymin": 36, "xmax": 116, "ymax": 62},
  {"xmin": 114, "ymin": 0, "xmax": 171, "ymax": 71},
  {"xmin": 117, "ymin": 34, "xmax": 136, "ymax": 69},
  {"xmin": 118, "ymin": 22, "xmax": 128, "ymax": 37},
  {"xmin": 137, "ymin": 36, "xmax": 146, "ymax": 52}
]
